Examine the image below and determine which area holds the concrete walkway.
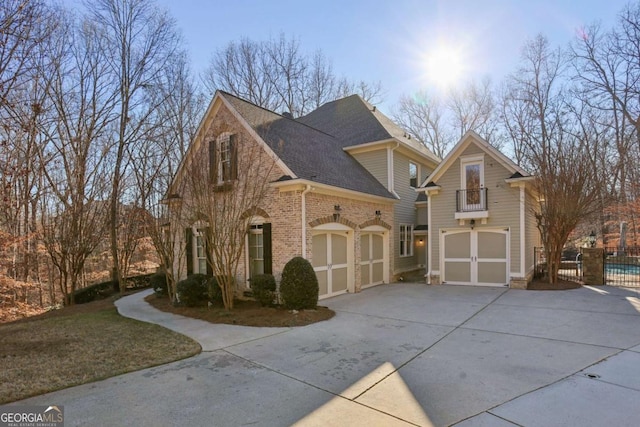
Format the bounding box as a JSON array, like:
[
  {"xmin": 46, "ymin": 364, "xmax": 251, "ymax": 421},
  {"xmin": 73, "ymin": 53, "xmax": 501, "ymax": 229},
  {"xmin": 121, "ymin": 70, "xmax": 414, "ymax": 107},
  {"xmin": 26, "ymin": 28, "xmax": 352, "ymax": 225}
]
[{"xmin": 12, "ymin": 284, "xmax": 640, "ymax": 426}]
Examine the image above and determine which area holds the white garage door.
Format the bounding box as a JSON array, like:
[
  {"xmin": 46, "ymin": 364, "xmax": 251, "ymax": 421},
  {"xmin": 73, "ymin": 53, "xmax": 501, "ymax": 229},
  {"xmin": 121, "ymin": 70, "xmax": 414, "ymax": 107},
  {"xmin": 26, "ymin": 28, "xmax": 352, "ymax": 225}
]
[
  {"xmin": 442, "ymin": 229, "xmax": 509, "ymax": 286},
  {"xmin": 312, "ymin": 232, "xmax": 349, "ymax": 297},
  {"xmin": 361, "ymin": 232, "xmax": 385, "ymax": 288}
]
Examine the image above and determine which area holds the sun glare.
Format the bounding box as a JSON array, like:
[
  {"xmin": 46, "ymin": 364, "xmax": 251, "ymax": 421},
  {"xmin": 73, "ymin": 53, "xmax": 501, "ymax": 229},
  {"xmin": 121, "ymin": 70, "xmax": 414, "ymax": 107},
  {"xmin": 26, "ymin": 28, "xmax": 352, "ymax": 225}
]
[{"xmin": 424, "ymin": 44, "xmax": 465, "ymax": 89}]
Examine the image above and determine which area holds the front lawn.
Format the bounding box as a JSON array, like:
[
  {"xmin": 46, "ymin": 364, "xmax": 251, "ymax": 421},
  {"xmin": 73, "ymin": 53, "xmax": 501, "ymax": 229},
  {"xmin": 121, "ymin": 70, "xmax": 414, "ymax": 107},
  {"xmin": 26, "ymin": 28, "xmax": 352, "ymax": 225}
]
[{"xmin": 0, "ymin": 294, "xmax": 201, "ymax": 404}]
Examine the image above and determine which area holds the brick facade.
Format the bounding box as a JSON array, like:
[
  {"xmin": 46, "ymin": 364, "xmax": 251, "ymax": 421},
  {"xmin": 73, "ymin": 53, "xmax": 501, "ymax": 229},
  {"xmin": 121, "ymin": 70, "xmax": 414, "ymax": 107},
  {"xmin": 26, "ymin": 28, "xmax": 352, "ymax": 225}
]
[{"xmin": 174, "ymin": 98, "xmax": 396, "ymax": 297}]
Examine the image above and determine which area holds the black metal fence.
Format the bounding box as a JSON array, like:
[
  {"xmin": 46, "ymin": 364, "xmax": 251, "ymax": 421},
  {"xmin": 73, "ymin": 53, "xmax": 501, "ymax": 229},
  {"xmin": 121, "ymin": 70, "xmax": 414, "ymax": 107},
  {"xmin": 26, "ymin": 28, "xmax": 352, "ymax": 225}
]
[
  {"xmin": 534, "ymin": 246, "xmax": 640, "ymax": 287},
  {"xmin": 534, "ymin": 247, "xmax": 582, "ymax": 284},
  {"xmin": 604, "ymin": 246, "xmax": 640, "ymax": 287}
]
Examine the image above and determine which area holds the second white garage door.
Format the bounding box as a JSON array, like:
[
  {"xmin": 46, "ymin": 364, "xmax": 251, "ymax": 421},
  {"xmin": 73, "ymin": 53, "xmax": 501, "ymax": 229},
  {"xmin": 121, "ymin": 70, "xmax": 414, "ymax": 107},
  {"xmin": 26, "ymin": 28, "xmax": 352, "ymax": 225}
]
[{"xmin": 360, "ymin": 232, "xmax": 386, "ymax": 288}]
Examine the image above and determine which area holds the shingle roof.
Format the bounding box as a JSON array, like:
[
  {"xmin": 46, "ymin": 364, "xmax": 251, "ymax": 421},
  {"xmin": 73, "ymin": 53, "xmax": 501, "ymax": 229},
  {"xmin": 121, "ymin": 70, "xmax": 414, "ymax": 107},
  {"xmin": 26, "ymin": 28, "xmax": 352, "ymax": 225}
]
[
  {"xmin": 221, "ymin": 92, "xmax": 396, "ymax": 200},
  {"xmin": 298, "ymin": 95, "xmax": 440, "ymax": 163}
]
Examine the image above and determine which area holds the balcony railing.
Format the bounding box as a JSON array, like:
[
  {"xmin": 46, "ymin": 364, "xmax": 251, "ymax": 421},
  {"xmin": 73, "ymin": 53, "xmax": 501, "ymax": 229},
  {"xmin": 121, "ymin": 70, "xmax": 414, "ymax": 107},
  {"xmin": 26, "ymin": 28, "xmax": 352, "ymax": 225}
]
[{"xmin": 456, "ymin": 188, "xmax": 488, "ymax": 212}]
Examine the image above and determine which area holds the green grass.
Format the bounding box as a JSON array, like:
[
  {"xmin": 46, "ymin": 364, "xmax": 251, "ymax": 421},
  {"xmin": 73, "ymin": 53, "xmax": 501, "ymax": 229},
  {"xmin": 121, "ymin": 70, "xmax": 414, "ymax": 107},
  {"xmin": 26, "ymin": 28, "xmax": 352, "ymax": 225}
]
[{"xmin": 0, "ymin": 299, "xmax": 201, "ymax": 404}]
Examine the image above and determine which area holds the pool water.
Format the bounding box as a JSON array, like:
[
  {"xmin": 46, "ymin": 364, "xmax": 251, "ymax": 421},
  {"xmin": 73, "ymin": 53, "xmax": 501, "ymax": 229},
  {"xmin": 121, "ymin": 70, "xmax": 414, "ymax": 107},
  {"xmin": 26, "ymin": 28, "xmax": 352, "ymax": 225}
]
[{"xmin": 605, "ymin": 264, "xmax": 640, "ymax": 275}]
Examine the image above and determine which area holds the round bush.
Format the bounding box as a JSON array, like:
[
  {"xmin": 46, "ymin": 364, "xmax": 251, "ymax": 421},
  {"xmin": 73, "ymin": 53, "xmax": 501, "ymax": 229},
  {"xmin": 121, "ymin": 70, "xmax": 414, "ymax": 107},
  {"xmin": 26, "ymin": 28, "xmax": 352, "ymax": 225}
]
[
  {"xmin": 150, "ymin": 271, "xmax": 168, "ymax": 296},
  {"xmin": 177, "ymin": 274, "xmax": 210, "ymax": 307},
  {"xmin": 207, "ymin": 276, "xmax": 223, "ymax": 304},
  {"xmin": 251, "ymin": 274, "xmax": 276, "ymax": 306},
  {"xmin": 280, "ymin": 257, "xmax": 319, "ymax": 310}
]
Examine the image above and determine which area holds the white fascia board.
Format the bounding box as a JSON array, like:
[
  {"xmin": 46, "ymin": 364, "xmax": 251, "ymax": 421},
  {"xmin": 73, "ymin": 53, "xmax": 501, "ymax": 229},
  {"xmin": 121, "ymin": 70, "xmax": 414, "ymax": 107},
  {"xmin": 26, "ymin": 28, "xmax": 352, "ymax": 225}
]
[{"xmin": 271, "ymin": 179, "xmax": 399, "ymax": 204}]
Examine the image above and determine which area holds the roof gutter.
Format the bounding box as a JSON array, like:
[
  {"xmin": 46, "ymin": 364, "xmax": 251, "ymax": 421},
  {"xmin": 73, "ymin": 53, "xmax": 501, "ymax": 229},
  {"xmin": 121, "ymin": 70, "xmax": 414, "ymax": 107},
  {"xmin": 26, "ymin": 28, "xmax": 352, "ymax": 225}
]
[{"xmin": 271, "ymin": 178, "xmax": 398, "ymax": 203}]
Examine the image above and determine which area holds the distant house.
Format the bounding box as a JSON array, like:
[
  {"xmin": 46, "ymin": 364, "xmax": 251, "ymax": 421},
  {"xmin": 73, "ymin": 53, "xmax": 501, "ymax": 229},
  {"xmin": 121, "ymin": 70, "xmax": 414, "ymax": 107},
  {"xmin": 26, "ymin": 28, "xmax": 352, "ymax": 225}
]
[
  {"xmin": 417, "ymin": 131, "xmax": 540, "ymax": 288},
  {"xmin": 168, "ymin": 91, "xmax": 439, "ymax": 299}
]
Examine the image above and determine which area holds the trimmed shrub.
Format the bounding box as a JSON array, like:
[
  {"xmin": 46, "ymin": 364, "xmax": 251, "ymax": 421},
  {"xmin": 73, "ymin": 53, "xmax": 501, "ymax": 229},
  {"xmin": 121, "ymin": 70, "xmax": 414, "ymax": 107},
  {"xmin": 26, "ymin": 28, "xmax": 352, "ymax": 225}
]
[
  {"xmin": 151, "ymin": 271, "xmax": 168, "ymax": 296},
  {"xmin": 177, "ymin": 274, "xmax": 210, "ymax": 307},
  {"xmin": 280, "ymin": 257, "xmax": 319, "ymax": 310},
  {"xmin": 126, "ymin": 273, "xmax": 153, "ymax": 289},
  {"xmin": 72, "ymin": 280, "xmax": 115, "ymax": 305},
  {"xmin": 251, "ymin": 274, "xmax": 276, "ymax": 306},
  {"xmin": 207, "ymin": 276, "xmax": 223, "ymax": 304}
]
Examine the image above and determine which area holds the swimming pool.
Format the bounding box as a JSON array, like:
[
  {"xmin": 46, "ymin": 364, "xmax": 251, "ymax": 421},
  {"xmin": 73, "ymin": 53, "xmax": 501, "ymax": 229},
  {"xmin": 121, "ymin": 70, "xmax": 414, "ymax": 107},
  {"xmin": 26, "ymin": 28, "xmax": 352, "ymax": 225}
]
[{"xmin": 606, "ymin": 263, "xmax": 640, "ymax": 275}]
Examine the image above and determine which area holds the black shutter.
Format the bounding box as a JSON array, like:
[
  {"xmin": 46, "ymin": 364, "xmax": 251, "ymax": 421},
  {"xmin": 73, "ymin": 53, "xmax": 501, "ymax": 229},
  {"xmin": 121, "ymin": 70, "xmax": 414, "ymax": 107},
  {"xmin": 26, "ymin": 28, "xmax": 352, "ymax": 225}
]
[
  {"xmin": 230, "ymin": 134, "xmax": 238, "ymax": 181},
  {"xmin": 185, "ymin": 228, "xmax": 193, "ymax": 276},
  {"xmin": 205, "ymin": 227, "xmax": 213, "ymax": 276},
  {"xmin": 263, "ymin": 223, "xmax": 272, "ymax": 275},
  {"xmin": 209, "ymin": 139, "xmax": 217, "ymax": 183}
]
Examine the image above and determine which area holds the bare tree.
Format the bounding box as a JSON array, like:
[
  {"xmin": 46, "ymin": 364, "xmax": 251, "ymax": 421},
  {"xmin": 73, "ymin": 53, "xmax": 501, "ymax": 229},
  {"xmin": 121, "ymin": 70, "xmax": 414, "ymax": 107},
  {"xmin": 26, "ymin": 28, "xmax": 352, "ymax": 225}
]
[
  {"xmin": 571, "ymin": 8, "xmax": 640, "ymax": 242},
  {"xmin": 503, "ymin": 35, "xmax": 600, "ymax": 284},
  {"xmin": 130, "ymin": 52, "xmax": 204, "ymax": 303},
  {"xmin": 448, "ymin": 78, "xmax": 505, "ymax": 149},
  {"xmin": 0, "ymin": 0, "xmax": 54, "ymax": 109},
  {"xmin": 393, "ymin": 91, "xmax": 453, "ymax": 158},
  {"xmin": 37, "ymin": 12, "xmax": 117, "ymax": 304},
  {"xmin": 204, "ymin": 33, "xmax": 384, "ymax": 117},
  {"xmin": 0, "ymin": 0, "xmax": 58, "ymax": 307},
  {"xmin": 178, "ymin": 123, "xmax": 278, "ymax": 310},
  {"xmin": 84, "ymin": 0, "xmax": 182, "ymax": 291}
]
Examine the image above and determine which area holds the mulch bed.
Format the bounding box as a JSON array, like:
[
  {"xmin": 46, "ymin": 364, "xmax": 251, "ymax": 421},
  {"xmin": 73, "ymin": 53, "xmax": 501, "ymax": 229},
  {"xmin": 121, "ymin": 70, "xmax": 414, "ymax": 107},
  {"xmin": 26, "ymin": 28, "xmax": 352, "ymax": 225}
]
[
  {"xmin": 145, "ymin": 294, "xmax": 335, "ymax": 327},
  {"xmin": 527, "ymin": 278, "xmax": 582, "ymax": 290}
]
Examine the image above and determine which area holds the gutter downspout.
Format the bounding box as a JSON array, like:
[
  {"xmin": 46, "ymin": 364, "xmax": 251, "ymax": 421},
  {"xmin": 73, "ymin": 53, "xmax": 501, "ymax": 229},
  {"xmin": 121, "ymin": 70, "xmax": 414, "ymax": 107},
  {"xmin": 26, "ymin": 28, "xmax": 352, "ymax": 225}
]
[
  {"xmin": 426, "ymin": 190, "xmax": 432, "ymax": 285},
  {"xmin": 301, "ymin": 184, "xmax": 312, "ymax": 258}
]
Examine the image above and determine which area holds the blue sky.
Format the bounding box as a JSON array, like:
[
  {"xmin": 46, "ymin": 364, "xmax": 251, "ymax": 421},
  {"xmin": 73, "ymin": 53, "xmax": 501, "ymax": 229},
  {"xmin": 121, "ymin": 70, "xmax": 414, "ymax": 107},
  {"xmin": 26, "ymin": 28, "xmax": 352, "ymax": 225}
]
[{"xmin": 149, "ymin": 1, "xmax": 631, "ymax": 111}]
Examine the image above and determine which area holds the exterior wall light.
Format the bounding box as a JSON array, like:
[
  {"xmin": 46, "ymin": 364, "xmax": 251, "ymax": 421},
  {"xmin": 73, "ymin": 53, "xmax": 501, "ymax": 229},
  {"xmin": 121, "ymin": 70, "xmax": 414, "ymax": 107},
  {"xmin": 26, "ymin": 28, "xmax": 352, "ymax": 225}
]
[
  {"xmin": 589, "ymin": 230, "xmax": 596, "ymax": 248},
  {"xmin": 333, "ymin": 205, "xmax": 341, "ymax": 222}
]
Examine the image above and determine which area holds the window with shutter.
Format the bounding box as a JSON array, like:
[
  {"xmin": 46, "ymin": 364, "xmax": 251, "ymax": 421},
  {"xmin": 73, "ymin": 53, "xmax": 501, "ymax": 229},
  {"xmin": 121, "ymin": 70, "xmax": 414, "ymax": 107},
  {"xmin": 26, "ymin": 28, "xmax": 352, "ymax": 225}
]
[{"xmin": 213, "ymin": 133, "xmax": 237, "ymax": 187}]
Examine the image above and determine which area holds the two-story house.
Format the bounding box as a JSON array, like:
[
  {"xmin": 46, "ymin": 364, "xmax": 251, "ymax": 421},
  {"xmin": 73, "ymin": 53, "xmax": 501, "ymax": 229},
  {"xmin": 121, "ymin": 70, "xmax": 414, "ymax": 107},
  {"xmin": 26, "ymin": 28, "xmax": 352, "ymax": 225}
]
[{"xmin": 168, "ymin": 91, "xmax": 440, "ymax": 299}]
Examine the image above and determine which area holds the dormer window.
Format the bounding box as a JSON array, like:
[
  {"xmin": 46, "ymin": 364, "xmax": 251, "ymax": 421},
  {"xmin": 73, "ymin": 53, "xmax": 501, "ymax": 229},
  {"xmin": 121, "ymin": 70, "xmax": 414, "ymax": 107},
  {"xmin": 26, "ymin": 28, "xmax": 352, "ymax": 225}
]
[{"xmin": 209, "ymin": 133, "xmax": 238, "ymax": 187}]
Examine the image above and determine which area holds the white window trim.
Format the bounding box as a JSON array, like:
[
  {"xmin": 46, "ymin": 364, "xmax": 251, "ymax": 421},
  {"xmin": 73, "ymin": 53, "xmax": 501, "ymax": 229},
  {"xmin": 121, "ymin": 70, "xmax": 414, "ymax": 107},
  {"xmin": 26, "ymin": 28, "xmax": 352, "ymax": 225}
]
[
  {"xmin": 244, "ymin": 216, "xmax": 265, "ymax": 286},
  {"xmin": 217, "ymin": 132, "xmax": 233, "ymax": 185},
  {"xmin": 459, "ymin": 154, "xmax": 485, "ymax": 190},
  {"xmin": 399, "ymin": 224, "xmax": 414, "ymax": 257},
  {"xmin": 194, "ymin": 228, "xmax": 207, "ymax": 274}
]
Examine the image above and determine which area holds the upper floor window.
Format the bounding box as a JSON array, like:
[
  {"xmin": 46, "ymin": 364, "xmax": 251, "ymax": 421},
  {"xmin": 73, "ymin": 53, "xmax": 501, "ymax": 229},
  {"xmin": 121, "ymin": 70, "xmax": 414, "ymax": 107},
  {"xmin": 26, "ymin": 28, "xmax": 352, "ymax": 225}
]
[
  {"xmin": 209, "ymin": 133, "xmax": 237, "ymax": 186},
  {"xmin": 399, "ymin": 224, "xmax": 414, "ymax": 257},
  {"xmin": 409, "ymin": 162, "xmax": 418, "ymax": 188},
  {"xmin": 459, "ymin": 155, "xmax": 486, "ymax": 212}
]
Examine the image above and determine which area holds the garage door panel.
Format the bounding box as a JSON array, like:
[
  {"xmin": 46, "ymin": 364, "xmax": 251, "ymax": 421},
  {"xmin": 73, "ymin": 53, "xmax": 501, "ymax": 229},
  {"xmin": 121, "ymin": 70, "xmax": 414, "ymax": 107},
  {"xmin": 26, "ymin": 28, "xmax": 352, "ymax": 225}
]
[
  {"xmin": 444, "ymin": 261, "xmax": 471, "ymax": 282},
  {"xmin": 445, "ymin": 232, "xmax": 471, "ymax": 258},
  {"xmin": 372, "ymin": 262, "xmax": 384, "ymax": 283},
  {"xmin": 478, "ymin": 262, "xmax": 507, "ymax": 284},
  {"xmin": 312, "ymin": 234, "xmax": 327, "ymax": 267},
  {"xmin": 332, "ymin": 234, "xmax": 347, "ymax": 264},
  {"xmin": 361, "ymin": 235, "xmax": 370, "ymax": 262},
  {"xmin": 332, "ymin": 267, "xmax": 348, "ymax": 292},
  {"xmin": 478, "ymin": 232, "xmax": 507, "ymax": 259},
  {"xmin": 372, "ymin": 234, "xmax": 384, "ymax": 259},
  {"xmin": 316, "ymin": 270, "xmax": 328, "ymax": 296},
  {"xmin": 362, "ymin": 264, "xmax": 370, "ymax": 285}
]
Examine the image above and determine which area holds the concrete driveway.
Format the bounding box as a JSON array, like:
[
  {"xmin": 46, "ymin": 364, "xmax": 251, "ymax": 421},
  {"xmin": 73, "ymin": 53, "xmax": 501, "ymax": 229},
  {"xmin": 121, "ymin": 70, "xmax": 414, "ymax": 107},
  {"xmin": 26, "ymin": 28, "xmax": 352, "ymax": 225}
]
[{"xmin": 14, "ymin": 283, "xmax": 640, "ymax": 426}]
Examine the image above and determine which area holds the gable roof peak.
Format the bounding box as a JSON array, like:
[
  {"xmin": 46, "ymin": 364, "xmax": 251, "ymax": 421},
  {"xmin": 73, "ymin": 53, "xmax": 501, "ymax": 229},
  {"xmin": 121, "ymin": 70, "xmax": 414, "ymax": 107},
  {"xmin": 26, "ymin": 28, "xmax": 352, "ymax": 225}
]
[{"xmin": 421, "ymin": 131, "xmax": 531, "ymax": 188}]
